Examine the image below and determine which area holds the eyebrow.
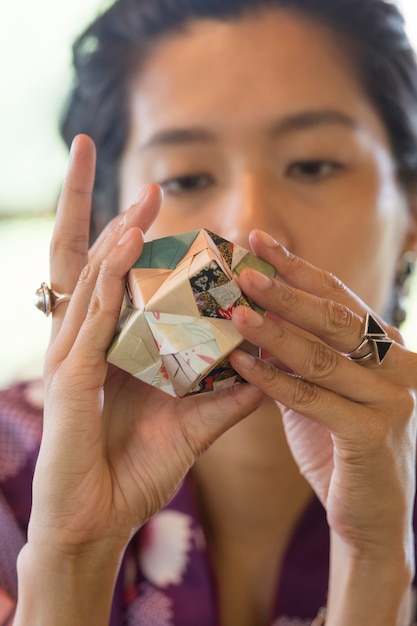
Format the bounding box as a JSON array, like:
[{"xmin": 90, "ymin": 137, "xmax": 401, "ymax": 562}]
[
  {"xmin": 139, "ymin": 109, "xmax": 359, "ymax": 151},
  {"xmin": 139, "ymin": 127, "xmax": 215, "ymax": 151},
  {"xmin": 270, "ymin": 109, "xmax": 359, "ymax": 137}
]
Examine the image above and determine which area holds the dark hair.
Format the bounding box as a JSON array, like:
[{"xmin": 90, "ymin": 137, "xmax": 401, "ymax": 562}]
[{"xmin": 60, "ymin": 0, "xmax": 417, "ymax": 239}]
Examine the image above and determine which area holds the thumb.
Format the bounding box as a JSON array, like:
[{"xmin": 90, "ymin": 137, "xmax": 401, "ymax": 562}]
[{"xmin": 183, "ymin": 382, "xmax": 265, "ymax": 454}]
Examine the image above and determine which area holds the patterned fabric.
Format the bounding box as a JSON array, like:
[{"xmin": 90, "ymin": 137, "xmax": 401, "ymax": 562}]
[
  {"xmin": 0, "ymin": 380, "xmax": 413, "ymax": 625},
  {"xmin": 0, "ymin": 380, "xmax": 44, "ymax": 625}
]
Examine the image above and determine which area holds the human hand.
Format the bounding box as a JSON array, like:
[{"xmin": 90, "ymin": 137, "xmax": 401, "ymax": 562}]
[
  {"xmin": 230, "ymin": 229, "xmax": 417, "ymax": 567},
  {"xmin": 27, "ymin": 135, "xmax": 265, "ymax": 564}
]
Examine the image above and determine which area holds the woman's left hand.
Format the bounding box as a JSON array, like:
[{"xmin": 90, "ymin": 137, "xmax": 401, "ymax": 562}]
[{"xmin": 230, "ymin": 229, "xmax": 417, "ymax": 573}]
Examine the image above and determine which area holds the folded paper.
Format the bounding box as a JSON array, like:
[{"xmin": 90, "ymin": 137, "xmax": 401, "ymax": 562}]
[{"xmin": 107, "ymin": 229, "xmax": 275, "ymax": 397}]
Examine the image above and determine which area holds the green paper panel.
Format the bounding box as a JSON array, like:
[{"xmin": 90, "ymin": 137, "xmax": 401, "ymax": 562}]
[
  {"xmin": 233, "ymin": 253, "xmax": 276, "ymax": 278},
  {"xmin": 133, "ymin": 231, "xmax": 200, "ymax": 269}
]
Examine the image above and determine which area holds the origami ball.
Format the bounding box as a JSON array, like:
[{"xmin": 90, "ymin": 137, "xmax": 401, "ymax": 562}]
[{"xmin": 106, "ymin": 230, "xmax": 275, "ymax": 397}]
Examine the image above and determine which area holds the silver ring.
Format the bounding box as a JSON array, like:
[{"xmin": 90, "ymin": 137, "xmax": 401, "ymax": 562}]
[
  {"xmin": 345, "ymin": 312, "xmax": 394, "ymax": 365},
  {"xmin": 34, "ymin": 282, "xmax": 72, "ymax": 317}
]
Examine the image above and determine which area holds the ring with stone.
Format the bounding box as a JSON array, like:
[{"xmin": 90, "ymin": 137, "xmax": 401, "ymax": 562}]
[{"xmin": 34, "ymin": 282, "xmax": 72, "ymax": 317}]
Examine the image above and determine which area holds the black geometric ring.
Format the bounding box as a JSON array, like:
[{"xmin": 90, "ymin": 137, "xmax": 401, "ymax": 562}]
[{"xmin": 345, "ymin": 312, "xmax": 394, "ymax": 366}]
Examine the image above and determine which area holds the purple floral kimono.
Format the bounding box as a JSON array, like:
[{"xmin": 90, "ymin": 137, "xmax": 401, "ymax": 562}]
[{"xmin": 0, "ymin": 380, "xmax": 412, "ymax": 625}]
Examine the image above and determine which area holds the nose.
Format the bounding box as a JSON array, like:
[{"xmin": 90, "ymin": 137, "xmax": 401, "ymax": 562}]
[{"xmin": 214, "ymin": 170, "xmax": 291, "ymax": 251}]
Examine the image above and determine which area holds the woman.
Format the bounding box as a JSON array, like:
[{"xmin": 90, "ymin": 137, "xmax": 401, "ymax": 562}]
[{"xmin": 1, "ymin": 0, "xmax": 417, "ymax": 624}]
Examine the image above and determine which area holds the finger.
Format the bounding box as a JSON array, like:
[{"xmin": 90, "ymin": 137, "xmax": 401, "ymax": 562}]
[
  {"xmin": 88, "ymin": 186, "xmax": 163, "ymax": 259},
  {"xmin": 179, "ymin": 382, "xmax": 266, "ymax": 458},
  {"xmin": 50, "ymin": 185, "xmax": 163, "ymax": 362},
  {"xmin": 50, "ymin": 134, "xmax": 96, "ymax": 340},
  {"xmin": 85, "ymin": 183, "xmax": 162, "ymax": 267},
  {"xmin": 88, "ymin": 214, "xmax": 125, "ymax": 259},
  {"xmin": 238, "ymin": 267, "xmax": 362, "ymax": 350},
  {"xmin": 60, "ymin": 227, "xmax": 145, "ymax": 387},
  {"xmin": 248, "ymin": 229, "xmax": 357, "ymax": 301},
  {"xmin": 239, "ymin": 232, "xmax": 415, "ymax": 385},
  {"xmin": 229, "ymin": 346, "xmax": 407, "ymax": 439},
  {"xmin": 248, "ymin": 229, "xmax": 402, "ymax": 343},
  {"xmin": 231, "ymin": 305, "xmax": 395, "ymax": 404},
  {"xmin": 237, "ymin": 267, "xmax": 405, "ymax": 370}
]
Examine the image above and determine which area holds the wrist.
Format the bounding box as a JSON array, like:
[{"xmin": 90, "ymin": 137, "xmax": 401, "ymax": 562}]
[
  {"xmin": 326, "ymin": 532, "xmax": 414, "ymax": 626},
  {"xmin": 14, "ymin": 542, "xmax": 122, "ymax": 626}
]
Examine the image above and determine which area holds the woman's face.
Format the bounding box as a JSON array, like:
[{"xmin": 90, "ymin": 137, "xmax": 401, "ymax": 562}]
[{"xmin": 119, "ymin": 9, "xmax": 417, "ymax": 314}]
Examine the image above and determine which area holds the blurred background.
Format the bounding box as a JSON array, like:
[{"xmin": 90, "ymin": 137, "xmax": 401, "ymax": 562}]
[{"xmin": 1, "ymin": 0, "xmax": 417, "ymax": 388}]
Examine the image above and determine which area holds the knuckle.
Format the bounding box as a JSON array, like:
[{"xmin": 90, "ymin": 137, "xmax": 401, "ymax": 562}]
[
  {"xmin": 324, "ymin": 300, "xmax": 353, "ymax": 333},
  {"xmin": 305, "ymin": 341, "xmax": 339, "ymax": 380},
  {"xmin": 78, "ymin": 262, "xmax": 95, "ymax": 286},
  {"xmin": 283, "ymin": 250, "xmax": 309, "ymax": 277},
  {"xmin": 99, "ymin": 258, "xmax": 122, "ymax": 287},
  {"xmin": 50, "ymin": 231, "xmax": 87, "ymax": 257},
  {"xmin": 291, "ymin": 376, "xmax": 320, "ymax": 408},
  {"xmin": 368, "ymin": 387, "xmax": 416, "ymax": 444},
  {"xmin": 60, "ymin": 181, "xmax": 93, "ymax": 201},
  {"xmin": 87, "ymin": 291, "xmax": 120, "ymax": 321},
  {"xmin": 284, "ymin": 249, "xmax": 302, "ymax": 268},
  {"xmin": 86, "ymin": 292, "xmax": 101, "ymax": 317},
  {"xmin": 86, "ymin": 260, "xmax": 123, "ymax": 320},
  {"xmin": 98, "ymin": 257, "xmax": 112, "ymax": 277},
  {"xmin": 269, "ymin": 321, "xmax": 286, "ymax": 345},
  {"xmin": 322, "ymin": 271, "xmax": 347, "ymax": 296},
  {"xmin": 279, "ymin": 283, "xmax": 299, "ymax": 309},
  {"xmin": 261, "ymin": 361, "xmax": 282, "ymax": 388},
  {"xmin": 396, "ymin": 387, "xmax": 417, "ymax": 421}
]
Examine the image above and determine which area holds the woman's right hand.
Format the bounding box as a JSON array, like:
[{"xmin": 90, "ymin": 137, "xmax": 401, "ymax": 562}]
[{"xmin": 14, "ymin": 135, "xmax": 264, "ymax": 626}]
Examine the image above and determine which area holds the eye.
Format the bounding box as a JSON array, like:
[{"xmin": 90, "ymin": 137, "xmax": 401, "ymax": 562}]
[
  {"xmin": 159, "ymin": 173, "xmax": 215, "ymax": 195},
  {"xmin": 286, "ymin": 160, "xmax": 344, "ymax": 181}
]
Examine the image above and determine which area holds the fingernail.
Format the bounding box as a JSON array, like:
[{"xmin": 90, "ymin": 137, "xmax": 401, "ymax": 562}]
[
  {"xmin": 251, "ymin": 270, "xmax": 272, "ymax": 291},
  {"xmin": 67, "ymin": 136, "xmax": 79, "ymax": 165},
  {"xmin": 244, "ymin": 307, "xmax": 264, "ymax": 328},
  {"xmin": 135, "ymin": 185, "xmax": 148, "ymax": 203},
  {"xmin": 69, "ymin": 137, "xmax": 76, "ymax": 156},
  {"xmin": 257, "ymin": 230, "xmax": 278, "ymax": 248},
  {"xmin": 235, "ymin": 350, "xmax": 256, "ymax": 370},
  {"xmin": 117, "ymin": 228, "xmax": 135, "ymax": 246},
  {"xmin": 118, "ymin": 187, "xmax": 148, "ymax": 227}
]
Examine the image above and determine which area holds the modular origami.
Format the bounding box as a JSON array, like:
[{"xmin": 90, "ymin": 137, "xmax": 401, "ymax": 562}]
[{"xmin": 106, "ymin": 230, "xmax": 276, "ymax": 397}]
